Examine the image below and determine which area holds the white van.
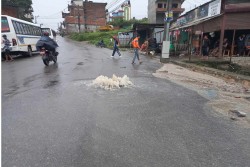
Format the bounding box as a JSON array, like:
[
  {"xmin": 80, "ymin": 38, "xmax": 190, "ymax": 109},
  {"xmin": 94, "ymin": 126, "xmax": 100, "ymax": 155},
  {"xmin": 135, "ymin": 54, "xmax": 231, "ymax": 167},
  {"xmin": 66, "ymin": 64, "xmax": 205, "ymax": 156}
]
[{"xmin": 41, "ymin": 28, "xmax": 57, "ymax": 41}]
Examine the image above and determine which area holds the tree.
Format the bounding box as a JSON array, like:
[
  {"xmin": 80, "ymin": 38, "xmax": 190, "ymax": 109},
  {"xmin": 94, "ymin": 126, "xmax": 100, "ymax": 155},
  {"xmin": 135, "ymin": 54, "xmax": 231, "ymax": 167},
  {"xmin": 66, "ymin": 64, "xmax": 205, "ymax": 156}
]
[{"xmin": 2, "ymin": 0, "xmax": 33, "ymax": 22}]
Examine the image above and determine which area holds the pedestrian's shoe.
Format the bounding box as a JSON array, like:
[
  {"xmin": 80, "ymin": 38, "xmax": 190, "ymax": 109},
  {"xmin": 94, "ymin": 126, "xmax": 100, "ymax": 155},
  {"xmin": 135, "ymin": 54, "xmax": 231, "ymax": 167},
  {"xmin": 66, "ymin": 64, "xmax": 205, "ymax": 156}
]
[
  {"xmin": 55, "ymin": 52, "xmax": 59, "ymax": 56},
  {"xmin": 111, "ymin": 56, "xmax": 114, "ymax": 58},
  {"xmin": 119, "ymin": 55, "xmax": 122, "ymax": 57},
  {"xmin": 131, "ymin": 62, "xmax": 135, "ymax": 64}
]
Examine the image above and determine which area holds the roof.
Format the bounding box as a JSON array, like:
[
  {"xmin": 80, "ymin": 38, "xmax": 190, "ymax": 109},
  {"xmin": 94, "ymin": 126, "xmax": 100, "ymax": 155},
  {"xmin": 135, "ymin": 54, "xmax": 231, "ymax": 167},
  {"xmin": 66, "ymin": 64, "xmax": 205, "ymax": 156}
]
[
  {"xmin": 132, "ymin": 23, "xmax": 164, "ymax": 31},
  {"xmin": 170, "ymin": 14, "xmax": 222, "ymax": 30}
]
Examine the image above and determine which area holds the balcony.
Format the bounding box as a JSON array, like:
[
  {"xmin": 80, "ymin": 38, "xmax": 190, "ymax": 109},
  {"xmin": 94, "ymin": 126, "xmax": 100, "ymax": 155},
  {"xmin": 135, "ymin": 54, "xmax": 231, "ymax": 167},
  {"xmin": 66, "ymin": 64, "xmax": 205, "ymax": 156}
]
[
  {"xmin": 172, "ymin": 7, "xmax": 184, "ymax": 13},
  {"xmin": 156, "ymin": 0, "xmax": 184, "ymax": 4}
]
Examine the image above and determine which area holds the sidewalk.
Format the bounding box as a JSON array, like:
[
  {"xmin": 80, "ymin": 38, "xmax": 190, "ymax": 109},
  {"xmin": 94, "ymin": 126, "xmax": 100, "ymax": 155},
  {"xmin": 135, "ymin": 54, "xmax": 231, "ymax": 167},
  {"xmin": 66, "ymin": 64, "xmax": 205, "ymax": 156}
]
[{"xmin": 166, "ymin": 56, "xmax": 250, "ymax": 83}]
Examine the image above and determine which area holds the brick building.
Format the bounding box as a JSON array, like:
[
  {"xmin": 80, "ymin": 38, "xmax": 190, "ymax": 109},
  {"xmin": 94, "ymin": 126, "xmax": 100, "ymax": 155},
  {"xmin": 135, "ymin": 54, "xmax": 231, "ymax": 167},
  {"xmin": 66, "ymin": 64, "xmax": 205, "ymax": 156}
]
[
  {"xmin": 62, "ymin": 0, "xmax": 107, "ymax": 33},
  {"xmin": 2, "ymin": 4, "xmax": 33, "ymax": 20}
]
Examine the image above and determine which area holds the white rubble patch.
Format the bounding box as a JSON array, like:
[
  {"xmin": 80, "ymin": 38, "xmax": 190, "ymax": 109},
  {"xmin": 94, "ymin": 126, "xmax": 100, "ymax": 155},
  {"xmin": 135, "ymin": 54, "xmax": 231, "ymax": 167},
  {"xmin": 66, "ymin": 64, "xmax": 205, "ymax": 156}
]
[{"xmin": 92, "ymin": 74, "xmax": 133, "ymax": 90}]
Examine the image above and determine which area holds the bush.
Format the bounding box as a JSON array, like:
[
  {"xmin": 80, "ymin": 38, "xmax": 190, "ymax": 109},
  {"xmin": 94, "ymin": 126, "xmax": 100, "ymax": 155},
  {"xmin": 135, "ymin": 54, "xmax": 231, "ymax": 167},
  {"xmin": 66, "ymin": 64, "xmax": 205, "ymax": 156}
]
[{"xmin": 69, "ymin": 30, "xmax": 126, "ymax": 48}]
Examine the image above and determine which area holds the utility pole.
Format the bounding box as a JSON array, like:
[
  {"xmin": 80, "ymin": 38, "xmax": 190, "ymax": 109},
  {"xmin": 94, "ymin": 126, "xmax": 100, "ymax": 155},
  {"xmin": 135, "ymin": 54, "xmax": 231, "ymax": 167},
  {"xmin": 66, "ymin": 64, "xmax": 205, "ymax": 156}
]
[
  {"xmin": 83, "ymin": 0, "xmax": 87, "ymax": 31},
  {"xmin": 34, "ymin": 15, "xmax": 39, "ymax": 24},
  {"xmin": 77, "ymin": 5, "xmax": 81, "ymax": 32},
  {"xmin": 166, "ymin": 0, "xmax": 171, "ymax": 41},
  {"xmin": 161, "ymin": 0, "xmax": 172, "ymax": 63}
]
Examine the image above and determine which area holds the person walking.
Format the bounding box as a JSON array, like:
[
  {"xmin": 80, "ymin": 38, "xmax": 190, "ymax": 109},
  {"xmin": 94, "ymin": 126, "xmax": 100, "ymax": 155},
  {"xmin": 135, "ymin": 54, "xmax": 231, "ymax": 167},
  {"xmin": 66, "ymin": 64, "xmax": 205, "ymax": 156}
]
[
  {"xmin": 237, "ymin": 34, "xmax": 245, "ymax": 56},
  {"xmin": 202, "ymin": 35, "xmax": 210, "ymax": 59},
  {"xmin": 111, "ymin": 36, "xmax": 121, "ymax": 58},
  {"xmin": 131, "ymin": 34, "xmax": 142, "ymax": 64},
  {"xmin": 2, "ymin": 35, "xmax": 14, "ymax": 61}
]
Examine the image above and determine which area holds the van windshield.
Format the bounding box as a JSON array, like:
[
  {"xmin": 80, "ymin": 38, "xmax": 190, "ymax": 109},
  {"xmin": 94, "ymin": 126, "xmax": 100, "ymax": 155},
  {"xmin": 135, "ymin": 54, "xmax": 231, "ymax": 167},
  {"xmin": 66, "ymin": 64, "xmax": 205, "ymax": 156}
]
[
  {"xmin": 41, "ymin": 28, "xmax": 51, "ymax": 36},
  {"xmin": 1, "ymin": 16, "xmax": 10, "ymax": 33}
]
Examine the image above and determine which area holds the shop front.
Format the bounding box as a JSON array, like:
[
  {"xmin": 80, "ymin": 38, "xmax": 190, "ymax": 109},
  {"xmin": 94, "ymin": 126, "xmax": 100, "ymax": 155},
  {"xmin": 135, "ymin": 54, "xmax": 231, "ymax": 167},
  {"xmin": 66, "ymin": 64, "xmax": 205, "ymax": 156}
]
[{"xmin": 171, "ymin": 0, "xmax": 250, "ymax": 57}]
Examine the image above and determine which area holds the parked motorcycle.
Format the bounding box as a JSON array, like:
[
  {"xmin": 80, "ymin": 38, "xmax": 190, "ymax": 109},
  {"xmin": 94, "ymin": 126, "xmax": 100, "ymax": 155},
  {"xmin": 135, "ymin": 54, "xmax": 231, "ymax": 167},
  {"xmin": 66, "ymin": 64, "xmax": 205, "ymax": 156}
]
[
  {"xmin": 96, "ymin": 40, "xmax": 106, "ymax": 48},
  {"xmin": 40, "ymin": 47, "xmax": 57, "ymax": 66}
]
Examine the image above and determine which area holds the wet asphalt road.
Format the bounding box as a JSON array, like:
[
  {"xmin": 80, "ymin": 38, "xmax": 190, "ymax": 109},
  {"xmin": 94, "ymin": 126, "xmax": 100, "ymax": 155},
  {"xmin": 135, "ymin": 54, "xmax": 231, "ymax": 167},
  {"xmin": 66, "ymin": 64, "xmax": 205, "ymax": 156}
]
[{"xmin": 2, "ymin": 36, "xmax": 250, "ymax": 167}]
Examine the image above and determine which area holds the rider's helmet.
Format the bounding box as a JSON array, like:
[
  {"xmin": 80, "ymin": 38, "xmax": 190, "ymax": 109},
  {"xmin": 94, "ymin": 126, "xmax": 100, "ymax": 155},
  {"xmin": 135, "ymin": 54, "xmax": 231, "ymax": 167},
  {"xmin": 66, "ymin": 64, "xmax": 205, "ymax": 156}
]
[
  {"xmin": 2, "ymin": 34, "xmax": 7, "ymax": 38},
  {"xmin": 43, "ymin": 32, "xmax": 49, "ymax": 36}
]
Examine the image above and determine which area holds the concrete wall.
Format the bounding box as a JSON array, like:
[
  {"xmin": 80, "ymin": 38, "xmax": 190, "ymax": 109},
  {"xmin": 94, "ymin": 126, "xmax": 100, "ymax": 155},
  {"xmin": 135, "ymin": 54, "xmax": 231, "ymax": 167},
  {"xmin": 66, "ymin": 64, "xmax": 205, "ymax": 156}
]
[{"xmin": 148, "ymin": 0, "xmax": 156, "ymax": 23}]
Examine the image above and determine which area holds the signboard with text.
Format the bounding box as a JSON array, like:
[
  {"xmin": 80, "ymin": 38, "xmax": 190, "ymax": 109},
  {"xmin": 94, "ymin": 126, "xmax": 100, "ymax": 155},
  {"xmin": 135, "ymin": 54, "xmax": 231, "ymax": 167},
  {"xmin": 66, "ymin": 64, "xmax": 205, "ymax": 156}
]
[
  {"xmin": 165, "ymin": 11, "xmax": 173, "ymax": 22},
  {"xmin": 208, "ymin": 0, "xmax": 221, "ymax": 17}
]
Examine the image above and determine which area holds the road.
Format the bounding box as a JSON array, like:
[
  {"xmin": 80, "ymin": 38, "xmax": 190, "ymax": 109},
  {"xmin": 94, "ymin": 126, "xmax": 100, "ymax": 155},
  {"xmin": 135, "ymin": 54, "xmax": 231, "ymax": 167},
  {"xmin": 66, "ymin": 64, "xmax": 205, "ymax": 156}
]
[{"xmin": 2, "ymin": 36, "xmax": 250, "ymax": 167}]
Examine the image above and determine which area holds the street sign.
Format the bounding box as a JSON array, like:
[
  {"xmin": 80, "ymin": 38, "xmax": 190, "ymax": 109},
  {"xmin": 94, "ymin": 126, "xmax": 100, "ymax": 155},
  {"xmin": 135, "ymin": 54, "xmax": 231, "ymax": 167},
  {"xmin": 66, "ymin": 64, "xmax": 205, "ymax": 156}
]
[
  {"xmin": 165, "ymin": 11, "xmax": 173, "ymax": 18},
  {"xmin": 165, "ymin": 17, "xmax": 173, "ymax": 22},
  {"xmin": 165, "ymin": 11, "xmax": 173, "ymax": 22}
]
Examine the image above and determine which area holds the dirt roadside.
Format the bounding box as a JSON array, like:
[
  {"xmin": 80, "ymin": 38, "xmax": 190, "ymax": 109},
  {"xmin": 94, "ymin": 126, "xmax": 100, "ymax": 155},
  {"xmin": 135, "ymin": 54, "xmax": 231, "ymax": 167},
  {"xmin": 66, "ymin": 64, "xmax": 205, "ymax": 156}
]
[{"xmin": 153, "ymin": 63, "xmax": 250, "ymax": 127}]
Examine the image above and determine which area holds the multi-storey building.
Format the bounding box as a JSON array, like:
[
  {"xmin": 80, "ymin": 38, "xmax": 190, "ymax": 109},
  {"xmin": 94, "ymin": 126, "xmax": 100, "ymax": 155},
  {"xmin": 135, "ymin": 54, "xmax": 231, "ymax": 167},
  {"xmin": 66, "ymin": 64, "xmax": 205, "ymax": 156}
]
[
  {"xmin": 62, "ymin": 0, "xmax": 107, "ymax": 33},
  {"xmin": 109, "ymin": 0, "xmax": 131, "ymax": 21},
  {"xmin": 148, "ymin": 0, "xmax": 185, "ymax": 24}
]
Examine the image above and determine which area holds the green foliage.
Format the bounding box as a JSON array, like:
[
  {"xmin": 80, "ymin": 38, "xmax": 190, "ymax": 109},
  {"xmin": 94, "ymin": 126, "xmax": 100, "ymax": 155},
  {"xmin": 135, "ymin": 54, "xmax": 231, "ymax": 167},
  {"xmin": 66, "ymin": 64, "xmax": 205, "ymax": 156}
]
[
  {"xmin": 185, "ymin": 60, "xmax": 250, "ymax": 76},
  {"xmin": 108, "ymin": 18, "xmax": 148, "ymax": 28},
  {"xmin": 69, "ymin": 30, "xmax": 124, "ymax": 48},
  {"xmin": 69, "ymin": 18, "xmax": 148, "ymax": 48}
]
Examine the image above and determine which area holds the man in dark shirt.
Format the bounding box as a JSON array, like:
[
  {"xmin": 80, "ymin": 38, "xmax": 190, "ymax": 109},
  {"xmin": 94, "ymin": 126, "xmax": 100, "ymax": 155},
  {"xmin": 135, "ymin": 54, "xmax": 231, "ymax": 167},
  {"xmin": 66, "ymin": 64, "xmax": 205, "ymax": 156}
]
[
  {"xmin": 36, "ymin": 32, "xmax": 59, "ymax": 56},
  {"xmin": 202, "ymin": 35, "xmax": 210, "ymax": 59}
]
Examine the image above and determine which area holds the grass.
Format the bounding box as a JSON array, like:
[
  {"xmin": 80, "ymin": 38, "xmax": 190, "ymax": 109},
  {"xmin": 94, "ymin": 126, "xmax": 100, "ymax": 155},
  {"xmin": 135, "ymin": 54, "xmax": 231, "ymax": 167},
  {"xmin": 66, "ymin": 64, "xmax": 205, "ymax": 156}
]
[
  {"xmin": 69, "ymin": 30, "xmax": 126, "ymax": 49},
  {"xmin": 185, "ymin": 60, "xmax": 250, "ymax": 76}
]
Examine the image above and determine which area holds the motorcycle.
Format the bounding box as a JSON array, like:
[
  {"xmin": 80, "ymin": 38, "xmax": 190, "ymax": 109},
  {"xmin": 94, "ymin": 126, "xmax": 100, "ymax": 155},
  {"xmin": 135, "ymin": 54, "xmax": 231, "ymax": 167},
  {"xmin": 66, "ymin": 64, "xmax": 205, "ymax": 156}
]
[
  {"xmin": 40, "ymin": 47, "xmax": 58, "ymax": 66},
  {"xmin": 96, "ymin": 40, "xmax": 106, "ymax": 48}
]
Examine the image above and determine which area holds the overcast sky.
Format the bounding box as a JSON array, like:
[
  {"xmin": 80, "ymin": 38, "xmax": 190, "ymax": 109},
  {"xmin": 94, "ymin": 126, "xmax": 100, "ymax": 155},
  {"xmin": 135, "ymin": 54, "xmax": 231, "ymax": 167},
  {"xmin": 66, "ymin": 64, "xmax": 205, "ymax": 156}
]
[{"xmin": 32, "ymin": 0, "xmax": 210, "ymax": 30}]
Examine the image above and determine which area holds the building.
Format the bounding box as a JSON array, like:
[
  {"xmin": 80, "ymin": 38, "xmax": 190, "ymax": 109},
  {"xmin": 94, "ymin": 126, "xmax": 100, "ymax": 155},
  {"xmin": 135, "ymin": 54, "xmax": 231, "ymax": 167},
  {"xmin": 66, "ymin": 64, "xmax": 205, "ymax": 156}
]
[
  {"xmin": 62, "ymin": 0, "xmax": 107, "ymax": 33},
  {"xmin": 109, "ymin": 0, "xmax": 131, "ymax": 21},
  {"xmin": 2, "ymin": 3, "xmax": 33, "ymax": 21},
  {"xmin": 170, "ymin": 0, "xmax": 250, "ymax": 57},
  {"xmin": 148, "ymin": 0, "xmax": 185, "ymax": 24},
  {"xmin": 121, "ymin": 0, "xmax": 131, "ymax": 21},
  {"xmin": 110, "ymin": 10, "xmax": 124, "ymax": 21}
]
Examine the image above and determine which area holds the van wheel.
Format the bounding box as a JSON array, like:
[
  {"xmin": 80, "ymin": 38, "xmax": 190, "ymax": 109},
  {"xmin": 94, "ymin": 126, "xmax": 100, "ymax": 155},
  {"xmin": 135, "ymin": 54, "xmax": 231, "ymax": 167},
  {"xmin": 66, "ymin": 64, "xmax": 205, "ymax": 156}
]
[{"xmin": 27, "ymin": 46, "xmax": 32, "ymax": 57}]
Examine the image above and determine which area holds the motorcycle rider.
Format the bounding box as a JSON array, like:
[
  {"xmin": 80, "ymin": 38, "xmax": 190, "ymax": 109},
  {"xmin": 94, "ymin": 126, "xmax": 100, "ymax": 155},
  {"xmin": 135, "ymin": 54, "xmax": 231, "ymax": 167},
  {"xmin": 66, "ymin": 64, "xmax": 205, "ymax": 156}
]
[{"xmin": 36, "ymin": 31, "xmax": 59, "ymax": 56}]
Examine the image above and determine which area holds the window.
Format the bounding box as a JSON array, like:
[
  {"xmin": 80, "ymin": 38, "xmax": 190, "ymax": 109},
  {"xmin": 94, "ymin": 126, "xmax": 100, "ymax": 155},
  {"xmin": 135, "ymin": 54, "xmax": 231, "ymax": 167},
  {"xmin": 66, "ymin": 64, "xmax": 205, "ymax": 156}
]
[
  {"xmin": 158, "ymin": 3, "xmax": 163, "ymax": 8},
  {"xmin": 172, "ymin": 3, "xmax": 178, "ymax": 8},
  {"xmin": 42, "ymin": 28, "xmax": 51, "ymax": 36},
  {"xmin": 35, "ymin": 27, "xmax": 42, "ymax": 36},
  {"xmin": 31, "ymin": 26, "xmax": 37, "ymax": 35},
  {"xmin": 1, "ymin": 17, "xmax": 10, "ymax": 32},
  {"xmin": 12, "ymin": 21, "xmax": 20, "ymax": 34},
  {"xmin": 22, "ymin": 24, "xmax": 28, "ymax": 35},
  {"xmin": 16, "ymin": 22, "xmax": 24, "ymax": 34}
]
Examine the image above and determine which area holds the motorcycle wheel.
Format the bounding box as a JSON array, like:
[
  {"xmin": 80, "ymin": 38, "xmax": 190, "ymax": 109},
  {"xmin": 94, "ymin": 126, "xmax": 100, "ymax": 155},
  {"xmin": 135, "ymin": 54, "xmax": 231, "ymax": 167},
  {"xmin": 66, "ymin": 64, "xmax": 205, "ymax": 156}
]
[{"xmin": 42, "ymin": 56, "xmax": 49, "ymax": 66}]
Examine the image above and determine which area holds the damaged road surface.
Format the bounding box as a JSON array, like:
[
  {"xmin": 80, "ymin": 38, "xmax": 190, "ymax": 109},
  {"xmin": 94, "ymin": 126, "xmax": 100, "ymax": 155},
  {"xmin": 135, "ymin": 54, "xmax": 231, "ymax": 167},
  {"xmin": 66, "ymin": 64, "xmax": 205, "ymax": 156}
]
[{"xmin": 2, "ymin": 37, "xmax": 250, "ymax": 167}]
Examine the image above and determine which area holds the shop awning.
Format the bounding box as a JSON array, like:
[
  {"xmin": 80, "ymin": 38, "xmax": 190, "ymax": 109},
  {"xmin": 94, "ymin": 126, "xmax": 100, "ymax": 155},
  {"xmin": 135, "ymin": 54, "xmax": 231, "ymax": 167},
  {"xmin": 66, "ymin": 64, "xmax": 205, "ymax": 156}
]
[{"xmin": 171, "ymin": 14, "xmax": 222, "ymax": 31}]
